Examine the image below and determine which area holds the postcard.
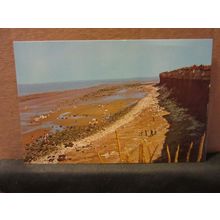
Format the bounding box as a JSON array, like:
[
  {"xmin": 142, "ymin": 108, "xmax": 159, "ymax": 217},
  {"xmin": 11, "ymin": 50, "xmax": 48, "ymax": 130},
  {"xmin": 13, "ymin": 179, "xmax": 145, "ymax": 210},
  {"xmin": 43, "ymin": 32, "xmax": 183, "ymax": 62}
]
[{"xmin": 13, "ymin": 39, "xmax": 212, "ymax": 163}]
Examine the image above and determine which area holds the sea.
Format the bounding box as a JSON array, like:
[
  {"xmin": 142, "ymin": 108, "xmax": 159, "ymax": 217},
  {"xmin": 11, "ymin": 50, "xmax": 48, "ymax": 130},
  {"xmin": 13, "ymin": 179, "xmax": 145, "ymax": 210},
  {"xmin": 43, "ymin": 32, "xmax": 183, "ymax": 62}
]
[{"xmin": 17, "ymin": 77, "xmax": 158, "ymax": 96}]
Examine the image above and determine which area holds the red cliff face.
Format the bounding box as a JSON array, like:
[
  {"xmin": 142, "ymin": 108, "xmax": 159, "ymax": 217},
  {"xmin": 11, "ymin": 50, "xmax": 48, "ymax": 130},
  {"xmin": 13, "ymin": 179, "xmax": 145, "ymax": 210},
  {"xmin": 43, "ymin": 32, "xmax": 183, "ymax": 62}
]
[{"xmin": 159, "ymin": 65, "xmax": 211, "ymax": 122}]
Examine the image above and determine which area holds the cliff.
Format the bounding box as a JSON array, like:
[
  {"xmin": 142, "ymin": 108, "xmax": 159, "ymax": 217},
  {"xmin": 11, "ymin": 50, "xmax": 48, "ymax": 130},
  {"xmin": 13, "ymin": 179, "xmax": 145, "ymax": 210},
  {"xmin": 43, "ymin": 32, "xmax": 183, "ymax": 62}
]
[{"xmin": 159, "ymin": 65, "xmax": 211, "ymax": 122}]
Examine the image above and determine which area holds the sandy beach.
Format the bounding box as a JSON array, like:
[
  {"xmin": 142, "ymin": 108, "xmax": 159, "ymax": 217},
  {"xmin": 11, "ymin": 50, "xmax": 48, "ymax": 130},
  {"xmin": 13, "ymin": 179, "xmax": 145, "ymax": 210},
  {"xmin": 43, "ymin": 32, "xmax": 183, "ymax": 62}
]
[
  {"xmin": 34, "ymin": 84, "xmax": 170, "ymax": 164},
  {"xmin": 19, "ymin": 81, "xmax": 172, "ymax": 163},
  {"xmin": 18, "ymin": 77, "xmax": 206, "ymax": 164}
]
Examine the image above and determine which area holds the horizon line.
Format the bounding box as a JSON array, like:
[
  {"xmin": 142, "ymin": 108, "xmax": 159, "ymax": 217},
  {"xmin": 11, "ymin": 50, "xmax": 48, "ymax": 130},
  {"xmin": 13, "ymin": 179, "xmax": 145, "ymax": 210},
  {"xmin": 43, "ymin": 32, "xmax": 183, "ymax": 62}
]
[{"xmin": 18, "ymin": 76, "xmax": 159, "ymax": 85}]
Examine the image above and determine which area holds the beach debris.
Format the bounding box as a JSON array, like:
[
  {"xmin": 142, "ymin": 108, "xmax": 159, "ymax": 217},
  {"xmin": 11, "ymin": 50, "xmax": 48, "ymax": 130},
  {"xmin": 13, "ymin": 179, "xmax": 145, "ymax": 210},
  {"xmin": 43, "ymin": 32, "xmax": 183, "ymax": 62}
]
[
  {"xmin": 64, "ymin": 142, "xmax": 74, "ymax": 148},
  {"xmin": 89, "ymin": 118, "xmax": 99, "ymax": 126},
  {"xmin": 57, "ymin": 112, "xmax": 71, "ymax": 120},
  {"xmin": 102, "ymin": 152, "xmax": 111, "ymax": 159},
  {"xmin": 43, "ymin": 133, "xmax": 49, "ymax": 141},
  {"xmin": 57, "ymin": 154, "xmax": 66, "ymax": 162},
  {"xmin": 33, "ymin": 114, "xmax": 48, "ymax": 122},
  {"xmin": 47, "ymin": 156, "xmax": 55, "ymax": 162},
  {"xmin": 110, "ymin": 151, "xmax": 118, "ymax": 156},
  {"xmin": 105, "ymin": 116, "xmax": 109, "ymax": 120}
]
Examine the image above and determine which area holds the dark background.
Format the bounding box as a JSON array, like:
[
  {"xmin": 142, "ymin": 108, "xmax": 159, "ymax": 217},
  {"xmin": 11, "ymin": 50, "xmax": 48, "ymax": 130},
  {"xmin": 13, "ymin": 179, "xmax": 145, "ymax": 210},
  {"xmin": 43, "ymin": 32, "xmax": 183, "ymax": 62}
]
[
  {"xmin": 0, "ymin": 153, "xmax": 219, "ymax": 193},
  {"xmin": 1, "ymin": 29, "xmax": 220, "ymax": 193}
]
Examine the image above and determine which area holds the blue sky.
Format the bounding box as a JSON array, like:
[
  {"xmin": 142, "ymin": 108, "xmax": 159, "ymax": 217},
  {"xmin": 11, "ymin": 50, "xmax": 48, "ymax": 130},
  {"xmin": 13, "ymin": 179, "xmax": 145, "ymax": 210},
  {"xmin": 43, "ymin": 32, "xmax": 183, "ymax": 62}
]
[{"xmin": 13, "ymin": 39, "xmax": 213, "ymax": 84}]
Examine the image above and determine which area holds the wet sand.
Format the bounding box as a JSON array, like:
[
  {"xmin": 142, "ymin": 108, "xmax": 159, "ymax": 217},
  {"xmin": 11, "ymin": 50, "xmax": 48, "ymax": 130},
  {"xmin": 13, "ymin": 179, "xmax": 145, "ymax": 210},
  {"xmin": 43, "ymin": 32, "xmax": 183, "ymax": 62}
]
[
  {"xmin": 21, "ymin": 82, "xmax": 148, "ymax": 146},
  {"xmin": 23, "ymin": 83, "xmax": 170, "ymax": 164}
]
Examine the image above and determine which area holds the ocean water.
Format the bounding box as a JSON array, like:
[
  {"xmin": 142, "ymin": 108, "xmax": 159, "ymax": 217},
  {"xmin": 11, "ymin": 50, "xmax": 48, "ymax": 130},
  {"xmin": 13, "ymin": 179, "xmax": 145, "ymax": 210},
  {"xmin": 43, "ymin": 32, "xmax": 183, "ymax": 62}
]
[{"xmin": 17, "ymin": 77, "xmax": 158, "ymax": 96}]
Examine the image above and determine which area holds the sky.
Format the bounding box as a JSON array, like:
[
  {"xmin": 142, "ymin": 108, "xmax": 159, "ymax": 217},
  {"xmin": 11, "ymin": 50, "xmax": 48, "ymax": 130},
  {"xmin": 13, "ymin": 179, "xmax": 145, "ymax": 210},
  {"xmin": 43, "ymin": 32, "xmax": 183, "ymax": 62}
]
[{"xmin": 13, "ymin": 39, "xmax": 213, "ymax": 84}]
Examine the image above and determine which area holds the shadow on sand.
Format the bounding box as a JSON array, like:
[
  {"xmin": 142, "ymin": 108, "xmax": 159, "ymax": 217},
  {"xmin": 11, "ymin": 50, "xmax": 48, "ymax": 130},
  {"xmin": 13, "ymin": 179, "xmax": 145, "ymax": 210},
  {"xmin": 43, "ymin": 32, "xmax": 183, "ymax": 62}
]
[{"xmin": 155, "ymin": 85, "xmax": 206, "ymax": 163}]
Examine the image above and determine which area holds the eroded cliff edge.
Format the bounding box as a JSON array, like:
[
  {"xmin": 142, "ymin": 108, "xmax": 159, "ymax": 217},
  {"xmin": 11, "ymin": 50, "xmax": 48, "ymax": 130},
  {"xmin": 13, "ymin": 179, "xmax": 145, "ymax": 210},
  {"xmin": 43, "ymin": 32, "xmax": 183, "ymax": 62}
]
[{"xmin": 159, "ymin": 65, "xmax": 211, "ymax": 123}]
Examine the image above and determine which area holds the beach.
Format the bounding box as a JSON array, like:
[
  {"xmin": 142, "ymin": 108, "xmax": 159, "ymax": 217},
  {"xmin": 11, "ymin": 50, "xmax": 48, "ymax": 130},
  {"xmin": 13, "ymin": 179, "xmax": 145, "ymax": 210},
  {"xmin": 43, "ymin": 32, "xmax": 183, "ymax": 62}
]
[
  {"xmin": 19, "ymin": 80, "xmax": 171, "ymax": 163},
  {"xmin": 14, "ymin": 39, "xmax": 210, "ymax": 164},
  {"xmin": 18, "ymin": 76, "xmax": 206, "ymax": 164}
]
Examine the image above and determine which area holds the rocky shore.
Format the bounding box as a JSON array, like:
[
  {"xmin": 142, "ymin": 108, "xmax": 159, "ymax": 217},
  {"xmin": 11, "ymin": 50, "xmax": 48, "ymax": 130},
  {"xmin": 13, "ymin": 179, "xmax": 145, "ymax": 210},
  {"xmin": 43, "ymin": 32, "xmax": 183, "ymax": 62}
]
[{"xmin": 22, "ymin": 82, "xmax": 149, "ymax": 162}]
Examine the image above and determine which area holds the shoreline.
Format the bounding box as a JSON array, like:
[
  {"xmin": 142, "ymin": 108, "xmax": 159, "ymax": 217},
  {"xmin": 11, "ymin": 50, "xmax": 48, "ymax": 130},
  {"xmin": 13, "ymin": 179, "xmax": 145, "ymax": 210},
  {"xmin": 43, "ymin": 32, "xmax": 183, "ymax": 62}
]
[
  {"xmin": 30, "ymin": 84, "xmax": 170, "ymax": 164},
  {"xmin": 18, "ymin": 78, "xmax": 159, "ymax": 97},
  {"xmin": 19, "ymin": 81, "xmax": 157, "ymax": 133},
  {"xmin": 18, "ymin": 80, "xmax": 177, "ymax": 164},
  {"xmin": 19, "ymin": 80, "xmax": 159, "ymax": 99}
]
